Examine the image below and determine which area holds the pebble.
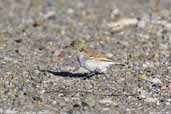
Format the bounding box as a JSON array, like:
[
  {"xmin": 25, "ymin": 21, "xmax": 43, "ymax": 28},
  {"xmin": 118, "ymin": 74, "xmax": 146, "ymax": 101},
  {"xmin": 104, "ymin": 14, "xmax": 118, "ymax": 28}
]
[
  {"xmin": 144, "ymin": 97, "xmax": 158, "ymax": 103},
  {"xmin": 168, "ymin": 83, "xmax": 171, "ymax": 90},
  {"xmin": 44, "ymin": 11, "xmax": 56, "ymax": 19},
  {"xmin": 83, "ymin": 95, "xmax": 96, "ymax": 107},
  {"xmin": 52, "ymin": 100, "xmax": 57, "ymax": 105},
  {"xmin": 138, "ymin": 88, "xmax": 149, "ymax": 99},
  {"xmin": 102, "ymin": 108, "xmax": 110, "ymax": 111},
  {"xmin": 3, "ymin": 57, "xmax": 18, "ymax": 63},
  {"xmin": 165, "ymin": 102, "xmax": 171, "ymax": 105},
  {"xmin": 166, "ymin": 99, "xmax": 171, "ymax": 103},
  {"xmin": 150, "ymin": 78, "xmax": 162, "ymax": 84},
  {"xmin": 110, "ymin": 8, "xmax": 120, "ymax": 19},
  {"xmin": 99, "ymin": 98, "xmax": 116, "ymax": 106},
  {"xmin": 67, "ymin": 8, "xmax": 74, "ymax": 14},
  {"xmin": 161, "ymin": 85, "xmax": 167, "ymax": 90},
  {"xmin": 138, "ymin": 74, "xmax": 149, "ymax": 81},
  {"xmin": 142, "ymin": 61, "xmax": 154, "ymax": 68},
  {"xmin": 137, "ymin": 20, "xmax": 146, "ymax": 29}
]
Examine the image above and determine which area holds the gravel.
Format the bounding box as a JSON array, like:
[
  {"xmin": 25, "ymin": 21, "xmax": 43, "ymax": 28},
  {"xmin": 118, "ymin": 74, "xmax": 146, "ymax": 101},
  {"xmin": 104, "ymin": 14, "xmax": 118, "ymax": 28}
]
[{"xmin": 0, "ymin": 0, "xmax": 171, "ymax": 114}]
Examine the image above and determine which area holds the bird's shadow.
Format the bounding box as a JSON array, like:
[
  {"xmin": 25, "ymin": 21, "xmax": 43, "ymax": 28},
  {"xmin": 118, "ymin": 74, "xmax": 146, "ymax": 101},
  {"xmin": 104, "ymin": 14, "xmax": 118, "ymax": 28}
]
[{"xmin": 39, "ymin": 70, "xmax": 98, "ymax": 79}]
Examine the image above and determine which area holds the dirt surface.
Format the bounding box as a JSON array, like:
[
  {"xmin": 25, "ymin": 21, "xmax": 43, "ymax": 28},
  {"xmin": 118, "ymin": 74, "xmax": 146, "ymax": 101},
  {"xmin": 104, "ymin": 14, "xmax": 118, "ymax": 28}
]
[{"xmin": 0, "ymin": 0, "xmax": 171, "ymax": 114}]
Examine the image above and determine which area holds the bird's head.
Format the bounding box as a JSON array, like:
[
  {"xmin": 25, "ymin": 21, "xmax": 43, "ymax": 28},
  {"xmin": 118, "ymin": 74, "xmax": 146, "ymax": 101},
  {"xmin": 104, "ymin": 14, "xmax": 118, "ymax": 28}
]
[{"xmin": 69, "ymin": 39, "xmax": 87, "ymax": 51}]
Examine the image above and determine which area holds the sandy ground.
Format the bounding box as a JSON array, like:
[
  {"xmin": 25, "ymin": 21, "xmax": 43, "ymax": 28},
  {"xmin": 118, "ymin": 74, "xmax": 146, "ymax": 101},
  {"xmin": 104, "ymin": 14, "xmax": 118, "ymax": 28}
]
[{"xmin": 0, "ymin": 0, "xmax": 171, "ymax": 114}]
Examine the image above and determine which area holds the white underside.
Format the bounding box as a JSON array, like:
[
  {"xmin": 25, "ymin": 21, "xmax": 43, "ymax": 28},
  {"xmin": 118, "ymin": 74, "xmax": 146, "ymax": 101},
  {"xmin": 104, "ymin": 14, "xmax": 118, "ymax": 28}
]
[{"xmin": 78, "ymin": 54, "xmax": 114, "ymax": 73}]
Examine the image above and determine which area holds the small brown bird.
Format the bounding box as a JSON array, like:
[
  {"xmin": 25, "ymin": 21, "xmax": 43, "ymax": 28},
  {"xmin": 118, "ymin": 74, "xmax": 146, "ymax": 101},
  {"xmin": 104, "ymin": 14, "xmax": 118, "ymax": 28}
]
[{"xmin": 69, "ymin": 39, "xmax": 114, "ymax": 77}]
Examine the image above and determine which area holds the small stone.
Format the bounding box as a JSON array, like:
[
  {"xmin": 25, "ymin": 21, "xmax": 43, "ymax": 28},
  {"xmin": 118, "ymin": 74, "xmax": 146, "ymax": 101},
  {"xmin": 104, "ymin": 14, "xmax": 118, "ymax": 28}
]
[
  {"xmin": 40, "ymin": 90, "xmax": 46, "ymax": 94},
  {"xmin": 110, "ymin": 8, "xmax": 120, "ymax": 19},
  {"xmin": 142, "ymin": 61, "xmax": 154, "ymax": 68},
  {"xmin": 168, "ymin": 83, "xmax": 171, "ymax": 90},
  {"xmin": 144, "ymin": 97, "xmax": 158, "ymax": 103},
  {"xmin": 160, "ymin": 9, "xmax": 170, "ymax": 18},
  {"xmin": 67, "ymin": 8, "xmax": 74, "ymax": 14},
  {"xmin": 138, "ymin": 88, "xmax": 149, "ymax": 99},
  {"xmin": 77, "ymin": 2, "xmax": 84, "ymax": 8},
  {"xmin": 99, "ymin": 98, "xmax": 116, "ymax": 106},
  {"xmin": 44, "ymin": 11, "xmax": 56, "ymax": 19},
  {"xmin": 166, "ymin": 99, "xmax": 171, "ymax": 102},
  {"xmin": 138, "ymin": 74, "xmax": 149, "ymax": 81},
  {"xmin": 60, "ymin": 29, "xmax": 66, "ymax": 36},
  {"xmin": 152, "ymin": 84, "xmax": 161, "ymax": 93},
  {"xmin": 58, "ymin": 93, "xmax": 65, "ymax": 97},
  {"xmin": 164, "ymin": 22, "xmax": 171, "ymax": 32},
  {"xmin": 102, "ymin": 108, "xmax": 110, "ymax": 111},
  {"xmin": 159, "ymin": 43, "xmax": 169, "ymax": 50},
  {"xmin": 137, "ymin": 20, "xmax": 146, "ymax": 29},
  {"xmin": 165, "ymin": 102, "xmax": 171, "ymax": 105},
  {"xmin": 150, "ymin": 78, "xmax": 162, "ymax": 84},
  {"xmin": 161, "ymin": 85, "xmax": 167, "ymax": 90},
  {"xmin": 14, "ymin": 39, "xmax": 22, "ymax": 43},
  {"xmin": 52, "ymin": 100, "xmax": 57, "ymax": 105},
  {"xmin": 32, "ymin": 19, "xmax": 46, "ymax": 27},
  {"xmin": 83, "ymin": 95, "xmax": 96, "ymax": 107}
]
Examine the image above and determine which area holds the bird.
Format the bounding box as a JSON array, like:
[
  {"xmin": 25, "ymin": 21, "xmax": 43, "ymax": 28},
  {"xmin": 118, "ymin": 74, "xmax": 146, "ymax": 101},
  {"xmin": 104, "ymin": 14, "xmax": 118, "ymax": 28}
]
[{"xmin": 68, "ymin": 39, "xmax": 115, "ymax": 79}]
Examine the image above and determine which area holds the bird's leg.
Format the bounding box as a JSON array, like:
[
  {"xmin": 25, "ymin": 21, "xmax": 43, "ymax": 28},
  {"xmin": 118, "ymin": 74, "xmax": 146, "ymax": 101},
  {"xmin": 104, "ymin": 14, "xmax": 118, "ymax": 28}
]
[{"xmin": 102, "ymin": 73, "xmax": 109, "ymax": 80}]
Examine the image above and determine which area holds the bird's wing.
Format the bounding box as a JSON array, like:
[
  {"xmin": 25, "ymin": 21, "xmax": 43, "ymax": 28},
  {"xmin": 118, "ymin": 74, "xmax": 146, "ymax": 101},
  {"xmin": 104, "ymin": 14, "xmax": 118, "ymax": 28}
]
[{"xmin": 84, "ymin": 49, "xmax": 113, "ymax": 62}]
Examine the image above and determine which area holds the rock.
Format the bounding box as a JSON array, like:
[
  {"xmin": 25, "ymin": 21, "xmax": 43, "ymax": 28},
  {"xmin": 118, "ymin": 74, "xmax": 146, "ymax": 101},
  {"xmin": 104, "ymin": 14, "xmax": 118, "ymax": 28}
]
[
  {"xmin": 166, "ymin": 99, "xmax": 171, "ymax": 102},
  {"xmin": 138, "ymin": 74, "xmax": 149, "ymax": 81},
  {"xmin": 44, "ymin": 11, "xmax": 56, "ymax": 19},
  {"xmin": 67, "ymin": 8, "xmax": 74, "ymax": 14},
  {"xmin": 142, "ymin": 61, "xmax": 154, "ymax": 68},
  {"xmin": 137, "ymin": 20, "xmax": 146, "ymax": 29},
  {"xmin": 110, "ymin": 8, "xmax": 120, "ymax": 19},
  {"xmin": 168, "ymin": 83, "xmax": 171, "ymax": 90},
  {"xmin": 150, "ymin": 78, "xmax": 162, "ymax": 84},
  {"xmin": 99, "ymin": 98, "xmax": 116, "ymax": 106},
  {"xmin": 83, "ymin": 95, "xmax": 96, "ymax": 107},
  {"xmin": 137, "ymin": 88, "xmax": 149, "ymax": 99},
  {"xmin": 144, "ymin": 97, "xmax": 158, "ymax": 103}
]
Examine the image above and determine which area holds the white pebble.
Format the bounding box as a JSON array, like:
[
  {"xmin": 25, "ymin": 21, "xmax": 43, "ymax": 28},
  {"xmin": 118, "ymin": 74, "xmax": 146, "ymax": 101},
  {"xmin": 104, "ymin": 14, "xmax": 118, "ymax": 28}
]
[
  {"xmin": 144, "ymin": 97, "xmax": 158, "ymax": 103},
  {"xmin": 150, "ymin": 78, "xmax": 162, "ymax": 84},
  {"xmin": 99, "ymin": 98, "xmax": 116, "ymax": 106}
]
